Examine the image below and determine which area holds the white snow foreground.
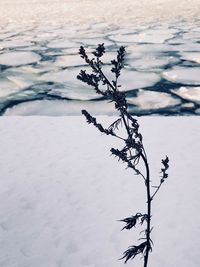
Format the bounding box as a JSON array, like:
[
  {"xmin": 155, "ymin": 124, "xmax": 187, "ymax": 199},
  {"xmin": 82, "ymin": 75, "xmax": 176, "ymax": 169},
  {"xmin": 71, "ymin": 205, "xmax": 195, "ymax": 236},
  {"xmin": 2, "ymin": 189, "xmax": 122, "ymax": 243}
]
[{"xmin": 0, "ymin": 116, "xmax": 200, "ymax": 267}]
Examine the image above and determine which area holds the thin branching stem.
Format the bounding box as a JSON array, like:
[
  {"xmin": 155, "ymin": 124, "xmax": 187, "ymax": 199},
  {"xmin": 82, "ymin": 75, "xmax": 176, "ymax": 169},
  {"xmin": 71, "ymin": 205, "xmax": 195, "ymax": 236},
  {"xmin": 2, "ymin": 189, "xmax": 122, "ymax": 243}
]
[
  {"xmin": 151, "ymin": 182, "xmax": 163, "ymax": 201},
  {"xmin": 77, "ymin": 44, "xmax": 169, "ymax": 267},
  {"xmin": 141, "ymin": 153, "xmax": 152, "ymax": 267},
  {"xmin": 98, "ymin": 67, "xmax": 114, "ymax": 89}
]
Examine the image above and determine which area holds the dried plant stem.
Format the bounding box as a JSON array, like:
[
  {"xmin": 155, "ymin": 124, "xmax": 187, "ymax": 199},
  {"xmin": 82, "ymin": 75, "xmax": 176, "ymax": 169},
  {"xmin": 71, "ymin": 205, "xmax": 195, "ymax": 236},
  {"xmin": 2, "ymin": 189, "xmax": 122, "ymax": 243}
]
[
  {"xmin": 119, "ymin": 110, "xmax": 152, "ymax": 267},
  {"xmin": 141, "ymin": 153, "xmax": 151, "ymax": 267},
  {"xmin": 77, "ymin": 44, "xmax": 169, "ymax": 267}
]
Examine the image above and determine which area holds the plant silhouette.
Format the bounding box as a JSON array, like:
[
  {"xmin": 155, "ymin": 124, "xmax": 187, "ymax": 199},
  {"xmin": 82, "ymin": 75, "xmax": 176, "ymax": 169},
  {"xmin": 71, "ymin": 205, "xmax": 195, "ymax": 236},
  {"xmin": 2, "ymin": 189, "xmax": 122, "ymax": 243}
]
[{"xmin": 77, "ymin": 43, "xmax": 169, "ymax": 267}]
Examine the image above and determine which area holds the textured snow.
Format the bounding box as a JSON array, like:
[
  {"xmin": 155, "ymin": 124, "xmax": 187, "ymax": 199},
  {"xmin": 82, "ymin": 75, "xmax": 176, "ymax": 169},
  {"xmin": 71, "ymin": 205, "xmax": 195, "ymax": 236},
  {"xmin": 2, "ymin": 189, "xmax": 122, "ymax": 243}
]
[
  {"xmin": 163, "ymin": 67, "xmax": 200, "ymax": 85},
  {"xmin": 0, "ymin": 52, "xmax": 41, "ymax": 66},
  {"xmin": 0, "ymin": 117, "xmax": 200, "ymax": 267}
]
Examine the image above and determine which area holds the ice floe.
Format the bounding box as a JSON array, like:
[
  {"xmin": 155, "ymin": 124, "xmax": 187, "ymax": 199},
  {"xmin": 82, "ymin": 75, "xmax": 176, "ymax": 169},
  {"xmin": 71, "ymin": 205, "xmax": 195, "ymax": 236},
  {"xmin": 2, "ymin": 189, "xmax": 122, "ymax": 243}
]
[
  {"xmin": 117, "ymin": 69, "xmax": 161, "ymax": 91},
  {"xmin": 101, "ymin": 51, "xmax": 121, "ymax": 64},
  {"xmin": 180, "ymin": 52, "xmax": 200, "ymax": 64},
  {"xmin": 55, "ymin": 54, "xmax": 86, "ymax": 68},
  {"xmin": 61, "ymin": 47, "xmax": 86, "ymax": 55},
  {"xmin": 171, "ymin": 86, "xmax": 200, "ymax": 104},
  {"xmin": 181, "ymin": 102, "xmax": 195, "ymax": 109},
  {"xmin": 17, "ymin": 46, "xmax": 47, "ymax": 51},
  {"xmin": 0, "ymin": 40, "xmax": 33, "ymax": 49},
  {"xmin": 171, "ymin": 43, "xmax": 200, "ymax": 52},
  {"xmin": 35, "ymin": 62, "xmax": 60, "ymax": 73},
  {"xmin": 0, "ymin": 6, "xmax": 199, "ymax": 116},
  {"xmin": 167, "ymin": 37, "xmax": 187, "ymax": 45},
  {"xmin": 40, "ymin": 67, "xmax": 103, "ymax": 100},
  {"xmin": 109, "ymin": 33, "xmax": 141, "ymax": 44},
  {"xmin": 0, "ymin": 78, "xmax": 22, "ymax": 98},
  {"xmin": 3, "ymin": 66, "xmax": 40, "ymax": 87},
  {"xmin": 126, "ymin": 43, "xmax": 173, "ymax": 55},
  {"xmin": 108, "ymin": 28, "xmax": 138, "ymax": 36},
  {"xmin": 40, "ymin": 65, "xmax": 160, "ymax": 98},
  {"xmin": 0, "ymin": 31, "xmax": 17, "ymax": 40},
  {"xmin": 73, "ymin": 38, "xmax": 114, "ymax": 47},
  {"xmin": 75, "ymin": 65, "xmax": 161, "ymax": 91},
  {"xmin": 5, "ymin": 76, "xmax": 34, "ymax": 89},
  {"xmin": 4, "ymin": 99, "xmax": 116, "ymax": 116},
  {"xmin": 109, "ymin": 28, "xmax": 177, "ymax": 44},
  {"xmin": 14, "ymin": 66, "xmax": 44, "ymax": 74},
  {"xmin": 50, "ymin": 84, "xmax": 102, "ymax": 101},
  {"xmin": 183, "ymin": 31, "xmax": 200, "ymax": 41},
  {"xmin": 0, "ymin": 68, "xmax": 41, "ymax": 101},
  {"xmin": 40, "ymin": 68, "xmax": 81, "ymax": 84},
  {"xmin": 126, "ymin": 55, "xmax": 178, "ymax": 70},
  {"xmin": 163, "ymin": 67, "xmax": 200, "ymax": 85},
  {"xmin": 0, "ymin": 51, "xmax": 41, "ymax": 66},
  {"xmin": 127, "ymin": 90, "xmax": 181, "ymax": 110},
  {"xmin": 54, "ymin": 51, "xmax": 120, "ymax": 68},
  {"xmin": 47, "ymin": 39, "xmax": 79, "ymax": 49}
]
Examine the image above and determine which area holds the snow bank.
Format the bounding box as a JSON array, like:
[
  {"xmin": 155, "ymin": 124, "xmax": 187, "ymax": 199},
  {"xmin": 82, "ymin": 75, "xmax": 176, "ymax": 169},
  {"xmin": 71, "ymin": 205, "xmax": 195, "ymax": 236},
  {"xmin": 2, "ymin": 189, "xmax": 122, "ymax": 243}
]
[{"xmin": 0, "ymin": 116, "xmax": 200, "ymax": 267}]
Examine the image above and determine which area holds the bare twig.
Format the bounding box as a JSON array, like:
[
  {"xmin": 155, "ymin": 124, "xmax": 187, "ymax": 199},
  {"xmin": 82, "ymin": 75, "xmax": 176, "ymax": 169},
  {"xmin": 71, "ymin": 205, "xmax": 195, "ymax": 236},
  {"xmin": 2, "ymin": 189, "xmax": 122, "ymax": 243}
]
[{"xmin": 77, "ymin": 44, "xmax": 169, "ymax": 267}]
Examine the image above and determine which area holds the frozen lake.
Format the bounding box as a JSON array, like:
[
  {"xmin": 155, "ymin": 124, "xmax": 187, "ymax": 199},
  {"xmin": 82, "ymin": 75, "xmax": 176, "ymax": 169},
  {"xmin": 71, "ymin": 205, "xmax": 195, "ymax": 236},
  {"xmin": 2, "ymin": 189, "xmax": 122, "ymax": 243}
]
[{"xmin": 0, "ymin": 0, "xmax": 200, "ymax": 116}]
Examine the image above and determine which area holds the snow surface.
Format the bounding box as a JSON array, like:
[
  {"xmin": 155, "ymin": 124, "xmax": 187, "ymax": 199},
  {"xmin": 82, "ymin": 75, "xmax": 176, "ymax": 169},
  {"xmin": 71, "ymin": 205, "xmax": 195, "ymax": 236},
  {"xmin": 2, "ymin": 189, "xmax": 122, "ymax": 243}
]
[{"xmin": 0, "ymin": 116, "xmax": 200, "ymax": 267}]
